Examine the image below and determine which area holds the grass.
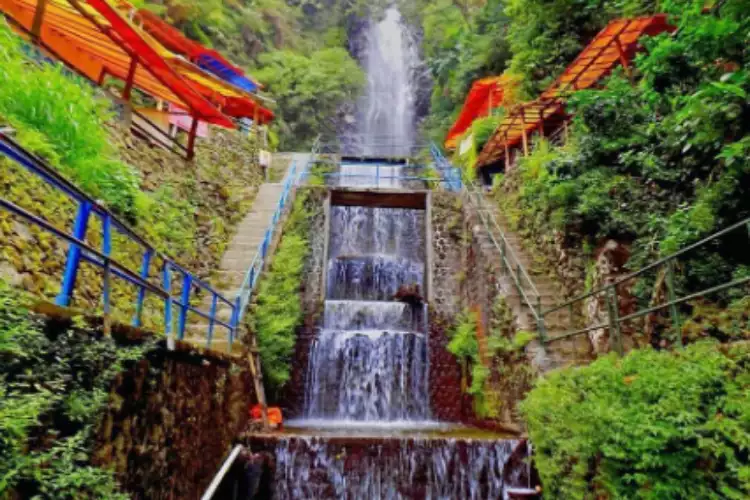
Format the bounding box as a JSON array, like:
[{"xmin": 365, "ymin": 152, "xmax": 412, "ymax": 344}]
[{"xmin": 0, "ymin": 19, "xmax": 142, "ymax": 220}]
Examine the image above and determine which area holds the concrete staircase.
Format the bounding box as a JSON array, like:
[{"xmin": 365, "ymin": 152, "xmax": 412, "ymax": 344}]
[
  {"xmin": 184, "ymin": 155, "xmax": 296, "ymax": 353},
  {"xmin": 466, "ymin": 190, "xmax": 592, "ymax": 371}
]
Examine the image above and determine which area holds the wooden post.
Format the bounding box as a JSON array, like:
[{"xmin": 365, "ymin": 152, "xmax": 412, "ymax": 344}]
[
  {"xmin": 31, "ymin": 0, "xmax": 49, "ymax": 39},
  {"xmin": 538, "ymin": 110, "xmax": 545, "ymax": 139},
  {"xmin": 614, "ymin": 36, "xmax": 635, "ymax": 84},
  {"xmin": 122, "ymin": 57, "xmax": 138, "ymax": 101},
  {"xmin": 520, "ymin": 108, "xmax": 529, "ymax": 156},
  {"xmin": 187, "ymin": 115, "xmax": 199, "ymax": 161},
  {"xmin": 504, "ymin": 132, "xmax": 511, "ymax": 169}
]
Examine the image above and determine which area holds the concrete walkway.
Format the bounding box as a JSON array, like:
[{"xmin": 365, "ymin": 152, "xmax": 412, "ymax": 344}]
[{"xmin": 185, "ymin": 153, "xmax": 306, "ymax": 351}]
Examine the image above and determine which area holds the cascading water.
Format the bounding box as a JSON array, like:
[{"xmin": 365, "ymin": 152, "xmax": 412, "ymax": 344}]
[
  {"xmin": 272, "ymin": 437, "xmax": 519, "ymax": 500},
  {"xmin": 355, "ymin": 6, "xmax": 418, "ymax": 156},
  {"xmin": 340, "ymin": 6, "xmax": 422, "ymax": 186},
  {"xmin": 253, "ymin": 7, "xmax": 533, "ymax": 498},
  {"xmin": 302, "ymin": 205, "xmax": 429, "ymax": 422}
]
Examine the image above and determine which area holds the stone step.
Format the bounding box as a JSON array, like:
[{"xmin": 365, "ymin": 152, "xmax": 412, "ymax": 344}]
[{"xmin": 181, "ymin": 336, "xmax": 244, "ymax": 355}]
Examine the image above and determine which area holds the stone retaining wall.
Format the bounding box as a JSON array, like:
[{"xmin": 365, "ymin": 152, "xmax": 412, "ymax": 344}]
[{"xmin": 94, "ymin": 341, "xmax": 254, "ymax": 499}]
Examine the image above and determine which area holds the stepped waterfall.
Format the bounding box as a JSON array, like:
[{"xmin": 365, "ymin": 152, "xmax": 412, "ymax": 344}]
[{"xmin": 264, "ymin": 7, "xmax": 527, "ymax": 498}]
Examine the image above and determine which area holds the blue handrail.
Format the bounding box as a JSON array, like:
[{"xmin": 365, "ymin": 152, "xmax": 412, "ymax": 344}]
[
  {"xmin": 430, "ymin": 142, "xmax": 464, "ymax": 191},
  {"xmin": 0, "ymin": 132, "xmax": 240, "ymax": 352},
  {"xmin": 235, "ymin": 141, "xmax": 320, "ymax": 322}
]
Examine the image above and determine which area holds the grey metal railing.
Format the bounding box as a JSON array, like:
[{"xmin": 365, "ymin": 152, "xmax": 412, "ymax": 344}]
[{"xmin": 542, "ymin": 217, "xmax": 750, "ymax": 353}]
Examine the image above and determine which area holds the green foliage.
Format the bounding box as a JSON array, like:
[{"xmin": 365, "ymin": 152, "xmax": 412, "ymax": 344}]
[
  {"xmin": 494, "ymin": 1, "xmax": 750, "ymax": 304},
  {"xmin": 0, "ymin": 281, "xmax": 151, "ymax": 498},
  {"xmin": 505, "ymin": 0, "xmax": 656, "ymax": 95},
  {"xmin": 521, "ymin": 341, "xmax": 750, "ymax": 499},
  {"xmin": 137, "ymin": 186, "xmax": 199, "ymax": 260},
  {"xmin": 254, "ymin": 48, "xmax": 365, "ymax": 149},
  {"xmin": 252, "ymin": 190, "xmax": 317, "ymax": 389},
  {"xmin": 447, "ymin": 309, "xmax": 480, "ymax": 360},
  {"xmin": 0, "ymin": 20, "xmax": 141, "ymax": 219},
  {"xmin": 447, "ymin": 298, "xmax": 535, "ymax": 418},
  {"xmin": 416, "ymin": 0, "xmax": 513, "ymax": 142}
]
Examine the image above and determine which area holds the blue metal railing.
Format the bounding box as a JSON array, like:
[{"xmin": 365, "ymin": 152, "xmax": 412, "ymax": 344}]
[
  {"xmin": 430, "ymin": 142, "xmax": 464, "ymax": 191},
  {"xmin": 235, "ymin": 142, "xmax": 320, "ymax": 322},
  {"xmin": 0, "ymin": 131, "xmax": 240, "ymax": 351}
]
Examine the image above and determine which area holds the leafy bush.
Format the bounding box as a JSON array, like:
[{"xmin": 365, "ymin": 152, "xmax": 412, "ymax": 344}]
[
  {"xmin": 0, "ymin": 20, "xmax": 142, "ymax": 219},
  {"xmin": 417, "ymin": 0, "xmax": 513, "ymax": 142},
  {"xmin": 521, "ymin": 341, "xmax": 750, "ymax": 499},
  {"xmin": 505, "ymin": 0, "xmax": 656, "ymax": 95},
  {"xmin": 252, "ymin": 190, "xmax": 316, "ymax": 390},
  {"xmin": 494, "ymin": 1, "xmax": 750, "ymax": 306},
  {"xmin": 447, "ymin": 299, "xmax": 535, "ymax": 418},
  {"xmin": 0, "ymin": 281, "xmax": 148, "ymax": 498},
  {"xmin": 254, "ymin": 48, "xmax": 365, "ymax": 149}
]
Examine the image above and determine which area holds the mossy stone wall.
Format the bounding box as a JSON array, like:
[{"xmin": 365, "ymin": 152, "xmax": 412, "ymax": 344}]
[
  {"xmin": 0, "ymin": 126, "xmax": 263, "ymax": 332},
  {"xmin": 94, "ymin": 341, "xmax": 254, "ymax": 500}
]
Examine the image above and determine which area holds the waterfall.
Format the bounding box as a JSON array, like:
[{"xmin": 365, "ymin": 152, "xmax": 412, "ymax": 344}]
[
  {"xmin": 302, "ymin": 205, "xmax": 429, "ymax": 422},
  {"xmin": 249, "ymin": 7, "xmax": 534, "ymax": 499},
  {"xmin": 272, "ymin": 437, "xmax": 520, "ymax": 500},
  {"xmin": 348, "ymin": 6, "xmax": 420, "ymax": 157}
]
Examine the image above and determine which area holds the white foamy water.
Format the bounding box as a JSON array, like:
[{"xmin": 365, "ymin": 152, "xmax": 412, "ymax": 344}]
[
  {"xmin": 358, "ymin": 7, "xmax": 418, "ymax": 157},
  {"xmin": 273, "ymin": 437, "xmax": 520, "ymax": 500}
]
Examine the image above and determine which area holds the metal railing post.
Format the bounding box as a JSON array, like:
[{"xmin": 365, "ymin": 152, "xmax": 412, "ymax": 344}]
[
  {"xmin": 55, "ymin": 200, "xmax": 92, "ymax": 307},
  {"xmin": 568, "ymin": 303, "xmax": 574, "ymax": 325},
  {"xmin": 133, "ymin": 249, "xmax": 153, "ymax": 327},
  {"xmin": 606, "ymin": 285, "xmax": 623, "ymax": 355},
  {"xmin": 666, "ymin": 260, "xmax": 682, "ymax": 347},
  {"xmin": 103, "ymin": 257, "xmax": 112, "ymax": 336},
  {"xmin": 178, "ymin": 273, "xmax": 192, "ymax": 340},
  {"xmin": 207, "ymin": 293, "xmax": 218, "ymax": 348},
  {"xmin": 101, "ymin": 214, "xmax": 112, "ymax": 335},
  {"xmin": 163, "ymin": 263, "xmax": 174, "ymax": 350},
  {"xmin": 229, "ymin": 297, "xmax": 241, "ymax": 353},
  {"xmin": 536, "ymin": 295, "xmax": 548, "ymax": 344},
  {"xmin": 516, "ymin": 264, "xmax": 523, "ymax": 295},
  {"xmin": 500, "ymin": 239, "xmax": 507, "ymax": 272}
]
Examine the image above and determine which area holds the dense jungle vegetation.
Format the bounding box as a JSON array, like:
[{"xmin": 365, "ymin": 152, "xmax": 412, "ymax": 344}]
[{"xmin": 409, "ymin": 0, "xmax": 749, "ymax": 332}]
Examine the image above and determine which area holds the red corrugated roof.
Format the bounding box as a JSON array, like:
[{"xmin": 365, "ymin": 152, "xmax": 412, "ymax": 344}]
[
  {"xmin": 445, "ymin": 76, "xmax": 510, "ymax": 150},
  {"xmin": 84, "ymin": 0, "xmax": 238, "ymax": 128},
  {"xmin": 1, "ymin": 0, "xmax": 234, "ymax": 127}
]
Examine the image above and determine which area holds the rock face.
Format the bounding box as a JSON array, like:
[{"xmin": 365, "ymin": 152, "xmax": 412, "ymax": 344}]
[
  {"xmin": 94, "ymin": 344, "xmax": 255, "ymax": 500},
  {"xmin": 584, "ymin": 239, "xmax": 636, "ymax": 354},
  {"xmin": 393, "ymin": 283, "xmax": 423, "ymax": 306},
  {"xmin": 430, "ymin": 192, "xmax": 464, "ymax": 316}
]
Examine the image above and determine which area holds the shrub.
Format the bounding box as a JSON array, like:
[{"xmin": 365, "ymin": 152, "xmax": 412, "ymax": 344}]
[
  {"xmin": 0, "ymin": 280, "xmax": 145, "ymax": 498},
  {"xmin": 252, "ymin": 190, "xmax": 316, "ymax": 390},
  {"xmin": 521, "ymin": 341, "xmax": 750, "ymax": 499}
]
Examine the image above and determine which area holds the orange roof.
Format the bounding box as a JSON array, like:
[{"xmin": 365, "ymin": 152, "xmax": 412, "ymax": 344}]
[
  {"xmin": 0, "ymin": 0, "xmax": 235, "ymax": 127},
  {"xmin": 1, "ymin": 0, "xmax": 274, "ymax": 126},
  {"xmin": 476, "ymin": 15, "xmax": 673, "ymax": 169},
  {"xmin": 476, "ymin": 100, "xmax": 567, "ymax": 167},
  {"xmin": 541, "ymin": 14, "xmax": 671, "ymax": 100},
  {"xmin": 445, "ymin": 76, "xmax": 510, "ymax": 150}
]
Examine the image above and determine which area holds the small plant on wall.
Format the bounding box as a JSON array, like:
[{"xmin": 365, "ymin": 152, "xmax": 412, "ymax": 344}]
[{"xmin": 447, "ymin": 297, "xmax": 536, "ymax": 420}]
